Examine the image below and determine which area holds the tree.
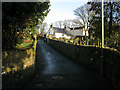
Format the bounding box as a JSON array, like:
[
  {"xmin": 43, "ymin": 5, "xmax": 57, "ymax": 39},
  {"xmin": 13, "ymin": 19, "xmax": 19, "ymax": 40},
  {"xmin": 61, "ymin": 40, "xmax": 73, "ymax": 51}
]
[
  {"xmin": 104, "ymin": 2, "xmax": 120, "ymax": 37},
  {"xmin": 74, "ymin": 4, "xmax": 94, "ymax": 30},
  {"xmin": 54, "ymin": 21, "xmax": 63, "ymax": 28},
  {"xmin": 54, "ymin": 20, "xmax": 77, "ymax": 28},
  {"xmin": 2, "ymin": 2, "xmax": 50, "ymax": 50},
  {"xmin": 88, "ymin": 1, "xmax": 120, "ymax": 37},
  {"xmin": 63, "ymin": 19, "xmax": 77, "ymax": 28},
  {"xmin": 87, "ymin": 2, "xmax": 102, "ymax": 39},
  {"xmin": 88, "ymin": 1, "xmax": 120, "ymax": 49},
  {"xmin": 39, "ymin": 23, "xmax": 48, "ymax": 36}
]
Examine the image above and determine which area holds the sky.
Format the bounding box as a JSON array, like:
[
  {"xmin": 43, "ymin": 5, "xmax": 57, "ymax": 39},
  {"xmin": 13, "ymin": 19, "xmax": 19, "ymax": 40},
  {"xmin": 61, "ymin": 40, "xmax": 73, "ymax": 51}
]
[{"xmin": 43, "ymin": 0, "xmax": 89, "ymax": 27}]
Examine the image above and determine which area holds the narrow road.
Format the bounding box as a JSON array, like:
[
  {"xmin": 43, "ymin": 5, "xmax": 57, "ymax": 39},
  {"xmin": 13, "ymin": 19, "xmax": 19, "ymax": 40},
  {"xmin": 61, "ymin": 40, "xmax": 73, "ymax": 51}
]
[{"xmin": 25, "ymin": 40, "xmax": 113, "ymax": 88}]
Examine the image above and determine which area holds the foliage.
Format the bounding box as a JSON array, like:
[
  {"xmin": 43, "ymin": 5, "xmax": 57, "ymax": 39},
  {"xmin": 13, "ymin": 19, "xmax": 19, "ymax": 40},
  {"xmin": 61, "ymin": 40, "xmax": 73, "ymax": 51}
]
[
  {"xmin": 39, "ymin": 23, "xmax": 48, "ymax": 35},
  {"xmin": 16, "ymin": 40, "xmax": 34, "ymax": 50},
  {"xmin": 87, "ymin": 2, "xmax": 102, "ymax": 38},
  {"xmin": 2, "ymin": 2, "xmax": 50, "ymax": 50},
  {"xmin": 87, "ymin": 1, "xmax": 120, "ymax": 50},
  {"xmin": 87, "ymin": 1, "xmax": 120, "ymax": 36},
  {"xmin": 54, "ymin": 21, "xmax": 63, "ymax": 28}
]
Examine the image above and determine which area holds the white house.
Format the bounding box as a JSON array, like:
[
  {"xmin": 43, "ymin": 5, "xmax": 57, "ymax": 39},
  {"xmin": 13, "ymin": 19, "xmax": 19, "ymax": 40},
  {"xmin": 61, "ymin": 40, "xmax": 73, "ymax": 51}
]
[{"xmin": 46, "ymin": 25, "xmax": 72, "ymax": 39}]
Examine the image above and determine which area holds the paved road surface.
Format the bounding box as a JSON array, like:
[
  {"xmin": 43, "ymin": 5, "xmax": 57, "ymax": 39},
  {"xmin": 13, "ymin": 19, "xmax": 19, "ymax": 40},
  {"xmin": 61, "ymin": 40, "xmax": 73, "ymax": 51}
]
[{"xmin": 24, "ymin": 40, "xmax": 113, "ymax": 88}]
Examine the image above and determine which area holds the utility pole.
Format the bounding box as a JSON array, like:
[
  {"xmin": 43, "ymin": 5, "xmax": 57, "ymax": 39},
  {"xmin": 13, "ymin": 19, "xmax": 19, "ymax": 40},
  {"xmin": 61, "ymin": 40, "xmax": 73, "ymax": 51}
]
[
  {"xmin": 102, "ymin": 0, "xmax": 104, "ymax": 48},
  {"xmin": 100, "ymin": 0, "xmax": 104, "ymax": 76}
]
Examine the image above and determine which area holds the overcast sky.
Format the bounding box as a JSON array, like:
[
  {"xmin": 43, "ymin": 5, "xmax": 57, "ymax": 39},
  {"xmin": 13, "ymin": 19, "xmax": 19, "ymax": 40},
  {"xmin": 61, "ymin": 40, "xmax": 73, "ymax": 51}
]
[{"xmin": 43, "ymin": 0, "xmax": 88, "ymax": 27}]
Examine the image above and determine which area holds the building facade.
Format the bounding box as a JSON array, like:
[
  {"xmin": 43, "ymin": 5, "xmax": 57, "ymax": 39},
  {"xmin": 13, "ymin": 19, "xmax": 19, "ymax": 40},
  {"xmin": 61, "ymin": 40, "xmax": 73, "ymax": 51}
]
[{"xmin": 46, "ymin": 25, "xmax": 72, "ymax": 39}]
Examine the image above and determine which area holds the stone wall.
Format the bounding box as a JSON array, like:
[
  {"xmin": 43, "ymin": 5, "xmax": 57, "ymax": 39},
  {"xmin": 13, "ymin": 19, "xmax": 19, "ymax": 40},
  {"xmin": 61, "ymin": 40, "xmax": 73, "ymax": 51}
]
[
  {"xmin": 48, "ymin": 39, "xmax": 120, "ymax": 88},
  {"xmin": 2, "ymin": 39, "xmax": 37, "ymax": 88}
]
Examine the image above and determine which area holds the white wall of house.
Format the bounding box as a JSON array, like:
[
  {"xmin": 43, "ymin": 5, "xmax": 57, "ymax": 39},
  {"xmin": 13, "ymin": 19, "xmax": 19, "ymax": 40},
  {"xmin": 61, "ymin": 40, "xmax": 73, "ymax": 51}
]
[
  {"xmin": 46, "ymin": 28, "xmax": 71, "ymax": 39},
  {"xmin": 55, "ymin": 33, "xmax": 62, "ymax": 38},
  {"xmin": 50, "ymin": 28, "xmax": 55, "ymax": 35},
  {"xmin": 55, "ymin": 33, "xmax": 71, "ymax": 39},
  {"xmin": 64, "ymin": 34, "xmax": 71, "ymax": 39}
]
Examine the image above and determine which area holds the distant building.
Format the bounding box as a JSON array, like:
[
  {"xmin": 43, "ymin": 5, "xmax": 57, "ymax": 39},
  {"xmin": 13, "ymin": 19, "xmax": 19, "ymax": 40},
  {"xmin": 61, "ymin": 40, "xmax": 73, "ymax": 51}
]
[
  {"xmin": 68, "ymin": 27, "xmax": 89, "ymax": 38},
  {"xmin": 46, "ymin": 25, "xmax": 72, "ymax": 39}
]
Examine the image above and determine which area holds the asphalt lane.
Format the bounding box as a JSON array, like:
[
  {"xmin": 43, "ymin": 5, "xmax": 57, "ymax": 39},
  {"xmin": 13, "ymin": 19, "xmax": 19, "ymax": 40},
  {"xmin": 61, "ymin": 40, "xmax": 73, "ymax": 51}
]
[{"xmin": 25, "ymin": 40, "xmax": 113, "ymax": 88}]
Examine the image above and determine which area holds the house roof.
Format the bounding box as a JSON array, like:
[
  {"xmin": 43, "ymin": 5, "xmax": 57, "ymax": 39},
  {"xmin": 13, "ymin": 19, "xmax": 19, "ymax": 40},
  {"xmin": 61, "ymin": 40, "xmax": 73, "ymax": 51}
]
[
  {"xmin": 53, "ymin": 27, "xmax": 70, "ymax": 36},
  {"xmin": 70, "ymin": 27, "xmax": 84, "ymax": 30}
]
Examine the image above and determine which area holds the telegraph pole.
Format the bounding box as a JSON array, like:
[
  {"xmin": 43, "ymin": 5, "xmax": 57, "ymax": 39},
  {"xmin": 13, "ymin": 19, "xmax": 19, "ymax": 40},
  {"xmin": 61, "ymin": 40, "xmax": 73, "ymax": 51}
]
[
  {"xmin": 100, "ymin": 0, "xmax": 104, "ymax": 76},
  {"xmin": 102, "ymin": 0, "xmax": 104, "ymax": 48}
]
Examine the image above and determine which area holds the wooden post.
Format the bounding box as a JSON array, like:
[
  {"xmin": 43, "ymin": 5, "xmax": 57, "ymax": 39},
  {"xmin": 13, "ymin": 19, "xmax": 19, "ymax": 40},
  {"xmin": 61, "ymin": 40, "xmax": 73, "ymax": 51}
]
[
  {"xmin": 98, "ymin": 39, "xmax": 99, "ymax": 47},
  {"xmin": 87, "ymin": 36, "xmax": 88, "ymax": 45},
  {"xmin": 94, "ymin": 39, "xmax": 95, "ymax": 46},
  {"xmin": 47, "ymin": 38, "xmax": 49, "ymax": 43},
  {"xmin": 85, "ymin": 30, "xmax": 86, "ymax": 45},
  {"xmin": 73, "ymin": 25, "xmax": 74, "ymax": 37},
  {"xmin": 80, "ymin": 39, "xmax": 81, "ymax": 45}
]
